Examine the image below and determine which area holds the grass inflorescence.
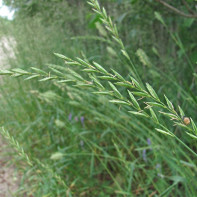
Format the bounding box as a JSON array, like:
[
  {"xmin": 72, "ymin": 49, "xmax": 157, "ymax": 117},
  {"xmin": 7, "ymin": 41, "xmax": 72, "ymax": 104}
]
[{"xmin": 0, "ymin": 0, "xmax": 197, "ymax": 196}]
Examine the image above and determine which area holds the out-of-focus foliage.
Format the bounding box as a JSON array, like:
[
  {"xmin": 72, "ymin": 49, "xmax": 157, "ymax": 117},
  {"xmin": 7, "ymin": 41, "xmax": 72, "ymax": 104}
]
[{"xmin": 0, "ymin": 0, "xmax": 197, "ymax": 196}]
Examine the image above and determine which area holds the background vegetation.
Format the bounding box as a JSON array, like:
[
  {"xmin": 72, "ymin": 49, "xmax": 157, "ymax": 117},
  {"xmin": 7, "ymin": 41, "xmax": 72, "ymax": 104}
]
[{"xmin": 0, "ymin": 0, "xmax": 197, "ymax": 196}]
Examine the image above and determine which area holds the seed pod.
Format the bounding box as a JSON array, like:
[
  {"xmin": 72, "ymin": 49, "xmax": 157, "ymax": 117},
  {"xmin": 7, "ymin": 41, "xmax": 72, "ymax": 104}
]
[{"xmin": 183, "ymin": 116, "xmax": 190, "ymax": 125}]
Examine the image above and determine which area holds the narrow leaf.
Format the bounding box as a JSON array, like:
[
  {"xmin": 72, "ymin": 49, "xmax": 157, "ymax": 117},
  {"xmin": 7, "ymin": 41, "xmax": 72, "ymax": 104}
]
[
  {"xmin": 128, "ymin": 90, "xmax": 140, "ymax": 110},
  {"xmin": 154, "ymin": 12, "xmax": 165, "ymax": 25},
  {"xmin": 83, "ymin": 68, "xmax": 98, "ymax": 73},
  {"xmin": 128, "ymin": 111, "xmax": 148, "ymax": 117},
  {"xmin": 12, "ymin": 73, "xmax": 22, "ymax": 77},
  {"xmin": 109, "ymin": 100, "xmax": 130, "ymax": 105},
  {"xmin": 146, "ymin": 83, "xmax": 160, "ymax": 101},
  {"xmin": 121, "ymin": 49, "xmax": 130, "ymax": 61},
  {"xmin": 108, "ymin": 82, "xmax": 122, "ymax": 98},
  {"xmin": 12, "ymin": 68, "xmax": 29, "ymax": 74},
  {"xmin": 146, "ymin": 102, "xmax": 165, "ymax": 108},
  {"xmin": 164, "ymin": 95, "xmax": 174, "ymax": 111},
  {"xmin": 39, "ymin": 77, "xmax": 55, "ymax": 81},
  {"xmin": 54, "ymin": 53, "xmax": 70, "ymax": 61},
  {"xmin": 65, "ymin": 61, "xmax": 81, "ymax": 66},
  {"xmin": 115, "ymin": 82, "xmax": 133, "ymax": 88},
  {"xmin": 102, "ymin": 7, "xmax": 107, "ymax": 18},
  {"xmin": 159, "ymin": 111, "xmax": 178, "ymax": 119},
  {"xmin": 186, "ymin": 132, "xmax": 197, "ymax": 139},
  {"xmin": 24, "ymin": 74, "xmax": 40, "ymax": 80},
  {"xmin": 87, "ymin": 1, "xmax": 94, "ymax": 7},
  {"xmin": 49, "ymin": 67, "xmax": 64, "ymax": 76},
  {"xmin": 155, "ymin": 128, "xmax": 174, "ymax": 137},
  {"xmin": 173, "ymin": 122, "xmax": 188, "ymax": 129},
  {"xmin": 57, "ymin": 80, "xmax": 74, "ymax": 83},
  {"xmin": 76, "ymin": 58, "xmax": 92, "ymax": 68},
  {"xmin": 69, "ymin": 69, "xmax": 84, "ymax": 81},
  {"xmin": 31, "ymin": 67, "xmax": 47, "ymax": 75},
  {"xmin": 178, "ymin": 105, "xmax": 185, "ymax": 117},
  {"xmin": 47, "ymin": 64, "xmax": 67, "ymax": 72},
  {"xmin": 98, "ymin": 76, "xmax": 116, "ymax": 80},
  {"xmin": 129, "ymin": 76, "xmax": 141, "ymax": 89},
  {"xmin": 93, "ymin": 62, "xmax": 108, "ymax": 74},
  {"xmin": 73, "ymin": 83, "xmax": 94, "ymax": 88},
  {"xmin": 90, "ymin": 75, "xmax": 104, "ymax": 90},
  {"xmin": 149, "ymin": 108, "xmax": 158, "ymax": 123},
  {"xmin": 93, "ymin": 91, "xmax": 113, "ymax": 96},
  {"xmin": 132, "ymin": 91, "xmax": 149, "ymax": 97},
  {"xmin": 191, "ymin": 118, "xmax": 197, "ymax": 135},
  {"xmin": 111, "ymin": 69, "xmax": 125, "ymax": 81},
  {"xmin": 0, "ymin": 69, "xmax": 13, "ymax": 75}
]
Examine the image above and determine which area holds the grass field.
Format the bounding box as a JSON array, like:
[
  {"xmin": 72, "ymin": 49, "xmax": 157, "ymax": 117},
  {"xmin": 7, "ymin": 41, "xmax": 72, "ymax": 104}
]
[{"xmin": 0, "ymin": 0, "xmax": 197, "ymax": 196}]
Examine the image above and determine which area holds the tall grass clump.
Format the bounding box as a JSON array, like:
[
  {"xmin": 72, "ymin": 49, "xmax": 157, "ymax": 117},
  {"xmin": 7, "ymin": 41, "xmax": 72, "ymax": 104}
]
[{"xmin": 0, "ymin": 0, "xmax": 197, "ymax": 196}]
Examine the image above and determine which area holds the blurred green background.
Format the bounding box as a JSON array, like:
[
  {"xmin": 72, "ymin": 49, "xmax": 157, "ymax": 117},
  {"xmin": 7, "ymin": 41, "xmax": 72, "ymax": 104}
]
[{"xmin": 0, "ymin": 0, "xmax": 196, "ymax": 196}]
